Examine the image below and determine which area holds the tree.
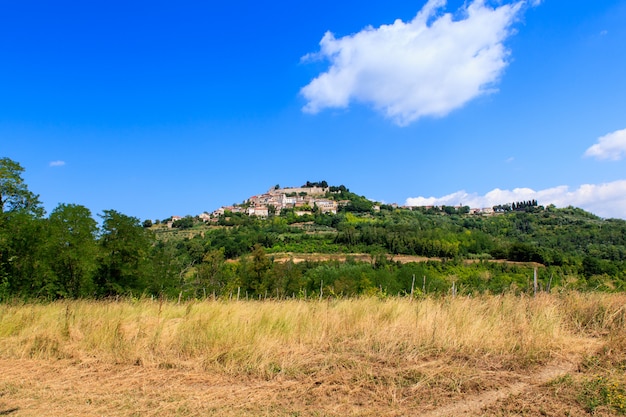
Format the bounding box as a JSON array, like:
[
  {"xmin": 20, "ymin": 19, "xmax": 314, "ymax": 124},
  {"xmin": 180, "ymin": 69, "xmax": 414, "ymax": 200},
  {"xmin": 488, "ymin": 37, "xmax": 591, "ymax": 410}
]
[
  {"xmin": 195, "ymin": 248, "xmax": 226, "ymax": 297},
  {"xmin": 582, "ymin": 255, "xmax": 603, "ymax": 278},
  {"xmin": 0, "ymin": 157, "xmax": 43, "ymax": 216},
  {"xmin": 0, "ymin": 158, "xmax": 45, "ymax": 298},
  {"xmin": 0, "ymin": 211, "xmax": 48, "ymax": 298},
  {"xmin": 96, "ymin": 210, "xmax": 153, "ymax": 296},
  {"xmin": 144, "ymin": 240, "xmax": 181, "ymax": 297},
  {"xmin": 172, "ymin": 216, "xmax": 194, "ymax": 229},
  {"xmin": 47, "ymin": 204, "xmax": 99, "ymax": 297},
  {"xmin": 245, "ymin": 244, "xmax": 271, "ymax": 294}
]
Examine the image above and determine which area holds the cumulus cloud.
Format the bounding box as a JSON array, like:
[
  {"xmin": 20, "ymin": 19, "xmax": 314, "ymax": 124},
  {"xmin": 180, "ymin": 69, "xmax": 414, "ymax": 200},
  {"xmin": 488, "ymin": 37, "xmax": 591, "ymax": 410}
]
[
  {"xmin": 49, "ymin": 160, "xmax": 66, "ymax": 167},
  {"xmin": 301, "ymin": 0, "xmax": 528, "ymax": 126},
  {"xmin": 584, "ymin": 128, "xmax": 626, "ymax": 161},
  {"xmin": 405, "ymin": 180, "xmax": 626, "ymax": 219}
]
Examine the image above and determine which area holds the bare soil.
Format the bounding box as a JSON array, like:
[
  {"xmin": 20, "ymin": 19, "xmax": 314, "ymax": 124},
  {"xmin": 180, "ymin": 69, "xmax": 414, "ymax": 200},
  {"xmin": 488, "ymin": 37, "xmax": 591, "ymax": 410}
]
[
  {"xmin": 0, "ymin": 341, "xmax": 618, "ymax": 417},
  {"xmin": 270, "ymin": 252, "xmax": 543, "ymax": 267}
]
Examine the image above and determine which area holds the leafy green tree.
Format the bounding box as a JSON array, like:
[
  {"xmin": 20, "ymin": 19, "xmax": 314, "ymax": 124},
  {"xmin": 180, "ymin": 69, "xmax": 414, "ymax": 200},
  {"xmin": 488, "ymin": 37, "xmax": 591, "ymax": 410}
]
[
  {"xmin": 0, "ymin": 212, "xmax": 48, "ymax": 298},
  {"xmin": 47, "ymin": 204, "xmax": 99, "ymax": 297},
  {"xmin": 582, "ymin": 255, "xmax": 603, "ymax": 278},
  {"xmin": 342, "ymin": 196, "xmax": 373, "ymax": 213},
  {"xmin": 240, "ymin": 244, "xmax": 272, "ymax": 294},
  {"xmin": 267, "ymin": 259, "xmax": 304, "ymax": 298},
  {"xmin": 0, "ymin": 158, "xmax": 46, "ymax": 299},
  {"xmin": 0, "ymin": 157, "xmax": 43, "ymax": 216},
  {"xmin": 194, "ymin": 248, "xmax": 226, "ymax": 297},
  {"xmin": 96, "ymin": 210, "xmax": 153, "ymax": 296},
  {"xmin": 144, "ymin": 240, "xmax": 182, "ymax": 297},
  {"xmin": 172, "ymin": 216, "xmax": 194, "ymax": 229}
]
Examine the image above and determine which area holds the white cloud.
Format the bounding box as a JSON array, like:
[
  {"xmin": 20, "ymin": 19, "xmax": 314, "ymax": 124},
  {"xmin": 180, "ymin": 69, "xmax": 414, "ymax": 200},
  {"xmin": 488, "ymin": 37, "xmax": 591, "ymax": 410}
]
[
  {"xmin": 49, "ymin": 160, "xmax": 66, "ymax": 167},
  {"xmin": 301, "ymin": 0, "xmax": 528, "ymax": 126},
  {"xmin": 584, "ymin": 128, "xmax": 626, "ymax": 161},
  {"xmin": 405, "ymin": 180, "xmax": 626, "ymax": 219}
]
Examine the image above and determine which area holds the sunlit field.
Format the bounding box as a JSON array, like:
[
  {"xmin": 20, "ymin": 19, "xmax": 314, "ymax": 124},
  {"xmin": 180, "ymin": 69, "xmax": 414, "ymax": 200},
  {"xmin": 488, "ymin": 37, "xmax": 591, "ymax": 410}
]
[{"xmin": 1, "ymin": 294, "xmax": 625, "ymax": 416}]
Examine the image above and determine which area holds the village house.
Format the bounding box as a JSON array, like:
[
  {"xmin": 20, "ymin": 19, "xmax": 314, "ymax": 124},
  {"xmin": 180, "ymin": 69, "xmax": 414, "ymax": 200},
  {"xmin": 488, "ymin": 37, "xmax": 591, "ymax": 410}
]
[
  {"xmin": 314, "ymin": 199, "xmax": 338, "ymax": 214},
  {"xmin": 247, "ymin": 206, "xmax": 269, "ymax": 217},
  {"xmin": 166, "ymin": 215, "xmax": 183, "ymax": 228},
  {"xmin": 281, "ymin": 194, "xmax": 297, "ymax": 206}
]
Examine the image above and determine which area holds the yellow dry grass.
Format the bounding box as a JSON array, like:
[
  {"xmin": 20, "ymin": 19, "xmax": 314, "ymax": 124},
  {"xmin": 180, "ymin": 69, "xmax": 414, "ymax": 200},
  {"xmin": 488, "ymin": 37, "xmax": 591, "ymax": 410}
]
[{"xmin": 0, "ymin": 293, "xmax": 624, "ymax": 416}]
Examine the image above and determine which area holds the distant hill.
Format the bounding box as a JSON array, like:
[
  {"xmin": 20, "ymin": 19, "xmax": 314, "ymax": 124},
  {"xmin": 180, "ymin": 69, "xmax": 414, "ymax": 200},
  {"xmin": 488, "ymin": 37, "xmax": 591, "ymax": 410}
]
[
  {"xmin": 158, "ymin": 183, "xmax": 626, "ymax": 289},
  {"xmin": 3, "ymin": 167, "xmax": 625, "ymax": 300}
]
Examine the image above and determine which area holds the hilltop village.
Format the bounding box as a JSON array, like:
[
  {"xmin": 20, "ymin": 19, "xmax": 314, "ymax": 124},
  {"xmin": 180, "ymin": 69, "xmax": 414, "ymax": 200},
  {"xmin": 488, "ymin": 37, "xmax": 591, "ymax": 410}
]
[
  {"xmin": 202, "ymin": 185, "xmax": 350, "ymax": 221},
  {"xmin": 166, "ymin": 183, "xmax": 523, "ymax": 226}
]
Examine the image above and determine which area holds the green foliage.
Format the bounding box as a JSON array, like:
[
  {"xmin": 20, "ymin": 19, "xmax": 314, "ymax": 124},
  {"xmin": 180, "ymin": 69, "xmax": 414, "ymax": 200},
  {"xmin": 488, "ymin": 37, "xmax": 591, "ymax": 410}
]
[
  {"xmin": 0, "ymin": 157, "xmax": 44, "ymax": 216},
  {"xmin": 172, "ymin": 216, "xmax": 195, "ymax": 229},
  {"xmin": 47, "ymin": 204, "xmax": 99, "ymax": 297},
  {"xmin": 0, "ymin": 212, "xmax": 49, "ymax": 297},
  {"xmin": 96, "ymin": 210, "xmax": 153, "ymax": 296},
  {"xmin": 2, "ymin": 159, "xmax": 626, "ymax": 301},
  {"xmin": 303, "ymin": 180, "xmax": 328, "ymax": 188},
  {"xmin": 579, "ymin": 376, "xmax": 626, "ymax": 414}
]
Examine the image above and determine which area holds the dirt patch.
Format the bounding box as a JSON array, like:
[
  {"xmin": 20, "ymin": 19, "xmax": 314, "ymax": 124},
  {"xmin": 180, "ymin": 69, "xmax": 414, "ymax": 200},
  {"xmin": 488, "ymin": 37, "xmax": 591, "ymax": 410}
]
[
  {"xmin": 270, "ymin": 252, "xmax": 543, "ymax": 267},
  {"xmin": 0, "ymin": 353, "xmax": 601, "ymax": 417},
  {"xmin": 269, "ymin": 252, "xmax": 437, "ymax": 264},
  {"xmin": 419, "ymin": 360, "xmax": 579, "ymax": 417}
]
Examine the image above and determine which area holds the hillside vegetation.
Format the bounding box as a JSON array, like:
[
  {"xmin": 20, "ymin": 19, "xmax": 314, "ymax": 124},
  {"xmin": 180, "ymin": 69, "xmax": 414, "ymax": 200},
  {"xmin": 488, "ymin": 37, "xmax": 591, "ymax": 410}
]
[{"xmin": 1, "ymin": 157, "xmax": 626, "ymax": 301}]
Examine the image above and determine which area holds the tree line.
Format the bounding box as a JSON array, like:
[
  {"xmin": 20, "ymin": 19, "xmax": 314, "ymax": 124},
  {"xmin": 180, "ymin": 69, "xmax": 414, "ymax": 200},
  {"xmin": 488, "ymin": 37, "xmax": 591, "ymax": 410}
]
[{"xmin": 2, "ymin": 157, "xmax": 626, "ymax": 301}]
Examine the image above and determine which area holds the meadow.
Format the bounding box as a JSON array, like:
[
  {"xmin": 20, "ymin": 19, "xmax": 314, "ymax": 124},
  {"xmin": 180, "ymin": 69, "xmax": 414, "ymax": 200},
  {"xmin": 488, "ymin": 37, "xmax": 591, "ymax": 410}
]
[{"xmin": 1, "ymin": 293, "xmax": 625, "ymax": 416}]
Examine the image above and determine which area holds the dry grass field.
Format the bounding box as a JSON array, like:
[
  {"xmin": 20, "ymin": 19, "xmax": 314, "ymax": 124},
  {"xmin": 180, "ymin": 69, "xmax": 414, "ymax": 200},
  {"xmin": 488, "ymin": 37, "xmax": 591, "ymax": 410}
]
[{"xmin": 0, "ymin": 294, "xmax": 625, "ymax": 416}]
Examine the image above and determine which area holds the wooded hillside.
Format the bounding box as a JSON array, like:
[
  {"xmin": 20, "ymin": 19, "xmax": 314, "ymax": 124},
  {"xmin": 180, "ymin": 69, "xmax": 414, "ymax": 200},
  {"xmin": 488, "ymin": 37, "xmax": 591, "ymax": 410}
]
[{"xmin": 2, "ymin": 157, "xmax": 625, "ymax": 300}]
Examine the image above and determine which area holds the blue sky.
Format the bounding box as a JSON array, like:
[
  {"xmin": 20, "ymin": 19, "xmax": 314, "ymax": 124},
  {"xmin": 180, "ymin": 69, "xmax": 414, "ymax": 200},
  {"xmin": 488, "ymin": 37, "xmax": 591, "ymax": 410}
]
[{"xmin": 2, "ymin": 0, "xmax": 626, "ymax": 220}]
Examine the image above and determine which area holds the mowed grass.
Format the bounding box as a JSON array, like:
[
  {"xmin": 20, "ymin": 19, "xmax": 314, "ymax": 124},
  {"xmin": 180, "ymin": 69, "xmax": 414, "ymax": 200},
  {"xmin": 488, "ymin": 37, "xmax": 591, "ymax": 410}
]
[{"xmin": 0, "ymin": 293, "xmax": 625, "ymax": 416}]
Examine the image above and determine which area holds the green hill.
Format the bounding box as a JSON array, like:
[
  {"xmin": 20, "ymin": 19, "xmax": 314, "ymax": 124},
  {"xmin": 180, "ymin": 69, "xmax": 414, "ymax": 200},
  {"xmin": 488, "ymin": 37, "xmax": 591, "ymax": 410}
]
[
  {"xmin": 1, "ymin": 162, "xmax": 625, "ymax": 301},
  {"xmin": 152, "ymin": 183, "xmax": 626, "ymax": 297}
]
